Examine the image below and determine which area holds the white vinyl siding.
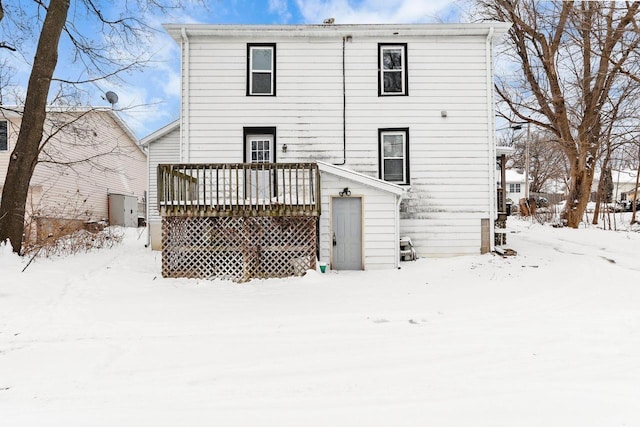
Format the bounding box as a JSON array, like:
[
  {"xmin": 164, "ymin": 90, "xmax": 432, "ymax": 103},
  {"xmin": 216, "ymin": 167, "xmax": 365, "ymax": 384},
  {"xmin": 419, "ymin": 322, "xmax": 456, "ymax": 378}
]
[
  {"xmin": 146, "ymin": 124, "xmax": 181, "ymax": 223},
  {"xmin": 179, "ymin": 27, "xmax": 497, "ymax": 257}
]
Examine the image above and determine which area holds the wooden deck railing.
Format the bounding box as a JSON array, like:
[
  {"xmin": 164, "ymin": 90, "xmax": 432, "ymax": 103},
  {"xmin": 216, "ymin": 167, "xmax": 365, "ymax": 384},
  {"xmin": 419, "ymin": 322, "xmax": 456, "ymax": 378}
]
[{"xmin": 158, "ymin": 163, "xmax": 321, "ymax": 217}]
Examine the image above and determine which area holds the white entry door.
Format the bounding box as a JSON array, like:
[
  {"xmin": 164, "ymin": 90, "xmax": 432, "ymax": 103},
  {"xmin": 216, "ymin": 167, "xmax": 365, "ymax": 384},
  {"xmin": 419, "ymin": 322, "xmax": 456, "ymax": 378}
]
[
  {"xmin": 245, "ymin": 134, "xmax": 274, "ymax": 200},
  {"xmin": 331, "ymin": 197, "xmax": 363, "ymax": 270}
]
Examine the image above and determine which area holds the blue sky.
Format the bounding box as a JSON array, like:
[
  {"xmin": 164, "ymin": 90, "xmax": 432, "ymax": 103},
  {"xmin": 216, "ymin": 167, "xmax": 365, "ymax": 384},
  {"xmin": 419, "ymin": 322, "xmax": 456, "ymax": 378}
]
[{"xmin": 1, "ymin": 0, "xmax": 469, "ymax": 139}]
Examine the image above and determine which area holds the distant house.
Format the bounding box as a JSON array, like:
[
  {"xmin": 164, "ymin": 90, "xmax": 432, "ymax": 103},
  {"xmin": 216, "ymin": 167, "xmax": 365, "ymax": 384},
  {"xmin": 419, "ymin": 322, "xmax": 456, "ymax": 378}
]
[
  {"xmin": 504, "ymin": 169, "xmax": 527, "ymax": 203},
  {"xmin": 0, "ymin": 107, "xmax": 146, "ymax": 241},
  {"xmin": 145, "ymin": 22, "xmax": 511, "ymax": 280},
  {"xmin": 624, "ymin": 186, "xmax": 639, "ymax": 202},
  {"xmin": 613, "ymin": 170, "xmax": 639, "ymax": 201},
  {"xmin": 589, "ymin": 169, "xmax": 639, "ymax": 203}
]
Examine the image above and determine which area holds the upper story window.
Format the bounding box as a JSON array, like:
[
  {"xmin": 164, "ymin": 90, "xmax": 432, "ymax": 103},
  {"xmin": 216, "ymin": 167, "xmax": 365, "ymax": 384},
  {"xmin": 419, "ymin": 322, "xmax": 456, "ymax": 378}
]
[
  {"xmin": 379, "ymin": 128, "xmax": 410, "ymax": 184},
  {"xmin": 0, "ymin": 120, "xmax": 7, "ymax": 151},
  {"xmin": 509, "ymin": 183, "xmax": 521, "ymax": 193},
  {"xmin": 378, "ymin": 43, "xmax": 408, "ymax": 96},
  {"xmin": 247, "ymin": 44, "xmax": 276, "ymax": 96}
]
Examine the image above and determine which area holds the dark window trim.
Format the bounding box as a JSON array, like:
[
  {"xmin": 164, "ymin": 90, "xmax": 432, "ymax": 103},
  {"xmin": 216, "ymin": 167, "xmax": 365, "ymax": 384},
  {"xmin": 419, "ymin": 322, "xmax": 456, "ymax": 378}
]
[
  {"xmin": 377, "ymin": 43, "xmax": 408, "ymax": 97},
  {"xmin": 378, "ymin": 127, "xmax": 410, "ymax": 184},
  {"xmin": 246, "ymin": 43, "xmax": 277, "ymax": 96},
  {"xmin": 243, "ymin": 127, "xmax": 277, "ymax": 163},
  {"xmin": 243, "ymin": 126, "xmax": 277, "ymax": 198},
  {"xmin": 0, "ymin": 120, "xmax": 7, "ymax": 152}
]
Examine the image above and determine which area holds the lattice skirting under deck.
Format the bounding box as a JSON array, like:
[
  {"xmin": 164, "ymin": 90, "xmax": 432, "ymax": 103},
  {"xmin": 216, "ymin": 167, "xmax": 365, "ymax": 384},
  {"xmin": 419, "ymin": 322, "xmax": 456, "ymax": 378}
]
[{"xmin": 162, "ymin": 216, "xmax": 317, "ymax": 282}]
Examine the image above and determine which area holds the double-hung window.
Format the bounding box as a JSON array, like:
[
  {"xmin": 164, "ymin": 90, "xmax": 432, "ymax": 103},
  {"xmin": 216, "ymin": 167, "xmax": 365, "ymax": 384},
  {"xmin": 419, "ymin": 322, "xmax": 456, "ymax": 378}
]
[
  {"xmin": 0, "ymin": 120, "xmax": 7, "ymax": 151},
  {"xmin": 509, "ymin": 183, "xmax": 521, "ymax": 193},
  {"xmin": 379, "ymin": 43, "xmax": 408, "ymax": 96},
  {"xmin": 247, "ymin": 44, "xmax": 276, "ymax": 96},
  {"xmin": 379, "ymin": 128, "xmax": 410, "ymax": 184}
]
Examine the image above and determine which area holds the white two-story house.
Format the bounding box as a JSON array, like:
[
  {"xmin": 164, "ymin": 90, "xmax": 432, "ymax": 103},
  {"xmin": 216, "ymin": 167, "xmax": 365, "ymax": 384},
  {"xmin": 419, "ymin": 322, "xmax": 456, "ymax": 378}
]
[{"xmin": 144, "ymin": 22, "xmax": 510, "ymax": 281}]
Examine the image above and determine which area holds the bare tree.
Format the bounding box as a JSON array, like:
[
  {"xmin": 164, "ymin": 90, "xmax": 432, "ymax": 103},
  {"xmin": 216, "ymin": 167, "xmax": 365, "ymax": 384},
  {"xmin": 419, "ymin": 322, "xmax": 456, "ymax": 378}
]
[
  {"xmin": 0, "ymin": 0, "xmax": 69, "ymax": 253},
  {"xmin": 0, "ymin": 0, "xmax": 193, "ymax": 253},
  {"xmin": 478, "ymin": 1, "xmax": 640, "ymax": 228},
  {"xmin": 508, "ymin": 129, "xmax": 568, "ymax": 194},
  {"xmin": 591, "ymin": 74, "xmax": 640, "ymax": 225}
]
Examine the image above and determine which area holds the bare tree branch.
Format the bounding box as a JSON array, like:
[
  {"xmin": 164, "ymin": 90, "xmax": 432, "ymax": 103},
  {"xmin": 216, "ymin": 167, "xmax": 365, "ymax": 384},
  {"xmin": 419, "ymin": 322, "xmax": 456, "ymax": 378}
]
[{"xmin": 480, "ymin": 0, "xmax": 640, "ymax": 227}]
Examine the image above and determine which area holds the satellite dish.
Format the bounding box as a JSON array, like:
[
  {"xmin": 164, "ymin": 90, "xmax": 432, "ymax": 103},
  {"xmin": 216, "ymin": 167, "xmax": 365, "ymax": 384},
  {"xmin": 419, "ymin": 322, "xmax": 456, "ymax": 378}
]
[{"xmin": 105, "ymin": 91, "xmax": 119, "ymax": 107}]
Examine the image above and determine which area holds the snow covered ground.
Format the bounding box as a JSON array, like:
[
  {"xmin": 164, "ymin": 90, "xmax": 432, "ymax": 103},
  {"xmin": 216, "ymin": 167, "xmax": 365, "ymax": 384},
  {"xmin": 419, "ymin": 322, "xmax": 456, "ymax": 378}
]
[{"xmin": 1, "ymin": 217, "xmax": 639, "ymax": 426}]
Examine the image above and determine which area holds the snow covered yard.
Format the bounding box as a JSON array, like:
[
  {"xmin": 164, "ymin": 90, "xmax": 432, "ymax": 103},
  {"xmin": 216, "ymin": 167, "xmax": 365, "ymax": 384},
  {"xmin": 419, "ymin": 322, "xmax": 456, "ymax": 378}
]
[{"xmin": 1, "ymin": 219, "xmax": 640, "ymax": 426}]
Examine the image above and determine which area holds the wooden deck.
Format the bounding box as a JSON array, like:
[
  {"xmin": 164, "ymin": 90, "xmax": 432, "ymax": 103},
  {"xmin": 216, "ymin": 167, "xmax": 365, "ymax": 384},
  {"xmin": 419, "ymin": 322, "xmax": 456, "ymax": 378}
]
[{"xmin": 157, "ymin": 163, "xmax": 321, "ymax": 217}]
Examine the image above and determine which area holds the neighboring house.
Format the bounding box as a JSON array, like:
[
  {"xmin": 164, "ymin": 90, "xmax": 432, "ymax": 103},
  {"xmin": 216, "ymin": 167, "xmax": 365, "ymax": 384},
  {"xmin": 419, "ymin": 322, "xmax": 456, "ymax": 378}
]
[
  {"xmin": 624, "ymin": 186, "xmax": 639, "ymax": 202},
  {"xmin": 0, "ymin": 107, "xmax": 146, "ymax": 240},
  {"xmin": 145, "ymin": 22, "xmax": 511, "ymax": 280},
  {"xmin": 504, "ymin": 169, "xmax": 527, "ymax": 203},
  {"xmin": 612, "ymin": 170, "xmax": 639, "ymax": 201},
  {"xmin": 590, "ymin": 169, "xmax": 639, "ymax": 202}
]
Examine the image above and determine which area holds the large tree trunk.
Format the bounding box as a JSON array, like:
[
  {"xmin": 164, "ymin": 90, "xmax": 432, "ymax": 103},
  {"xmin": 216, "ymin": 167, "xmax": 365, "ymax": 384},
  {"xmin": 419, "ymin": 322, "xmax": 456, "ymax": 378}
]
[
  {"xmin": 0, "ymin": 0, "xmax": 69, "ymax": 253},
  {"xmin": 563, "ymin": 150, "xmax": 595, "ymax": 228}
]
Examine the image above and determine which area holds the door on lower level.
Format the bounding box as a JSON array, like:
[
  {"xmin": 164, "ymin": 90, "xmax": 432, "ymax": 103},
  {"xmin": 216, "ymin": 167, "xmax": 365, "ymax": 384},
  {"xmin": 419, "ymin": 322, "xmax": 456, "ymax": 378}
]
[{"xmin": 331, "ymin": 197, "xmax": 363, "ymax": 270}]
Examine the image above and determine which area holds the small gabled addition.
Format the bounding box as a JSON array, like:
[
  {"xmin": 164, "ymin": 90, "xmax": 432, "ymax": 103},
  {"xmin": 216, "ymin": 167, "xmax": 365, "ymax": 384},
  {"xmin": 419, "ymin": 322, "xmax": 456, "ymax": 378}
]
[
  {"xmin": 378, "ymin": 43, "xmax": 408, "ymax": 96},
  {"xmin": 247, "ymin": 43, "xmax": 276, "ymax": 96}
]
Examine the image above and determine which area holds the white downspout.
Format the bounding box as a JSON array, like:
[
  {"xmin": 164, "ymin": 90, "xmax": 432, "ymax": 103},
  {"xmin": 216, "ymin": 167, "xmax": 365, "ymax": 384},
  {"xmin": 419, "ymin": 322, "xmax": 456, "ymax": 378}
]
[
  {"xmin": 395, "ymin": 195, "xmax": 402, "ymax": 268},
  {"xmin": 144, "ymin": 141, "xmax": 150, "ymax": 247},
  {"xmin": 181, "ymin": 27, "xmax": 190, "ymax": 162},
  {"xmin": 485, "ymin": 26, "xmax": 496, "ymax": 252}
]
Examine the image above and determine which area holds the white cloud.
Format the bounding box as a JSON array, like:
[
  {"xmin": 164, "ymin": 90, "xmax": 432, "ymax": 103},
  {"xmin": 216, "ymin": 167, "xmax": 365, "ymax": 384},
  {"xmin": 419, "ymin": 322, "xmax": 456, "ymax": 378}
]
[
  {"xmin": 116, "ymin": 85, "xmax": 178, "ymax": 139},
  {"xmin": 269, "ymin": 0, "xmax": 293, "ymax": 21},
  {"xmin": 294, "ymin": 0, "xmax": 463, "ymax": 24}
]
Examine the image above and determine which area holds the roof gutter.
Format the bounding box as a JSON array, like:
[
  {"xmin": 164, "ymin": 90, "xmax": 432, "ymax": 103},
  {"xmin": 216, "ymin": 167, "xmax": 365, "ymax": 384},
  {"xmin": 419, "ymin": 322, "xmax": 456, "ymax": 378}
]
[{"xmin": 163, "ymin": 23, "xmax": 512, "ymax": 41}]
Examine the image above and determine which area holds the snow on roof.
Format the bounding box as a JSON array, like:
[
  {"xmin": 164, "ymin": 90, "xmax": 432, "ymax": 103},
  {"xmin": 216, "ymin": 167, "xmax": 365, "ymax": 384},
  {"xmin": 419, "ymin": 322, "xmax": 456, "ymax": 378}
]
[{"xmin": 504, "ymin": 169, "xmax": 526, "ymax": 183}]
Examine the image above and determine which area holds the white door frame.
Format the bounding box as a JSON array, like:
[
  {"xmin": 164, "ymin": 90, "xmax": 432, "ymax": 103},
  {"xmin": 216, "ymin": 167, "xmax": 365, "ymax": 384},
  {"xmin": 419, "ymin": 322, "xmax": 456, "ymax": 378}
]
[{"xmin": 245, "ymin": 133, "xmax": 274, "ymax": 200}]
